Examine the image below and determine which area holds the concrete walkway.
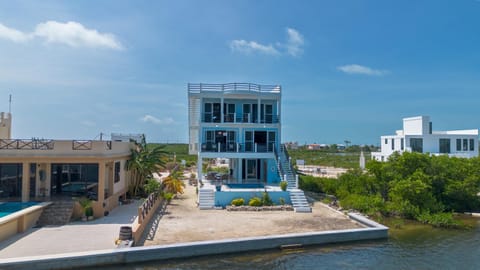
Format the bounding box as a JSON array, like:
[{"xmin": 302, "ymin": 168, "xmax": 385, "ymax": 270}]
[{"xmin": 0, "ymin": 200, "xmax": 142, "ymax": 259}]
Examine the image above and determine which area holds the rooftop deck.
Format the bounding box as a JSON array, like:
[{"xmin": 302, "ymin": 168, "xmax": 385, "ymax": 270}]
[{"xmin": 188, "ymin": 83, "xmax": 281, "ymax": 94}]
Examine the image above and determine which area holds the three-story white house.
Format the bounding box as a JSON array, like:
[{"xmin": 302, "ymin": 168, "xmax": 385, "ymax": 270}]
[
  {"xmin": 188, "ymin": 83, "xmax": 311, "ymax": 212},
  {"xmin": 372, "ymin": 116, "xmax": 479, "ymax": 161}
]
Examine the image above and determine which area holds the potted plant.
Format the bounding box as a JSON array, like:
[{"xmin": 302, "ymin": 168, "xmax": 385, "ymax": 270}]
[
  {"xmin": 78, "ymin": 197, "xmax": 94, "ymax": 221},
  {"xmin": 280, "ymin": 181, "xmax": 288, "ymax": 191}
]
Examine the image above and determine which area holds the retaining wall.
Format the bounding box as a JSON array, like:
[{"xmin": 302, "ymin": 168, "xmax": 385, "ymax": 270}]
[{"xmin": 0, "ymin": 212, "xmax": 388, "ymax": 270}]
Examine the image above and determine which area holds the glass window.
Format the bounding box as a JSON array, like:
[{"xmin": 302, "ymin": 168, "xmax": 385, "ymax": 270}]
[
  {"xmin": 114, "ymin": 162, "xmax": 121, "ymax": 183},
  {"xmin": 470, "ymin": 139, "xmax": 475, "ymax": 151},
  {"xmin": 391, "ymin": 139, "xmax": 395, "ymax": 150},
  {"xmin": 456, "ymin": 139, "xmax": 462, "ymax": 151},
  {"xmin": 384, "ymin": 138, "xmax": 388, "ymax": 144},
  {"xmin": 50, "ymin": 164, "xmax": 99, "ymax": 200},
  {"xmin": 410, "ymin": 138, "xmax": 423, "ymax": 153},
  {"xmin": 463, "ymin": 139, "xmax": 468, "ymax": 151},
  {"xmin": 401, "ymin": 138, "xmax": 404, "ymax": 150},
  {"xmin": 0, "ymin": 163, "xmax": 22, "ymax": 201},
  {"xmin": 439, "ymin": 139, "xmax": 450, "ymax": 154}
]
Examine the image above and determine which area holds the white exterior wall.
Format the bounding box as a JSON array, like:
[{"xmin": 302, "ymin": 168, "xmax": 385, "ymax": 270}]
[
  {"xmin": 403, "ymin": 116, "xmax": 430, "ymax": 135},
  {"xmin": 372, "ymin": 116, "xmax": 479, "ymax": 161}
]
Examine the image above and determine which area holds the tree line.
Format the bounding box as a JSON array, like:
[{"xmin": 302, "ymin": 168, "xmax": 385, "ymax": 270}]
[{"xmin": 300, "ymin": 152, "xmax": 480, "ymax": 227}]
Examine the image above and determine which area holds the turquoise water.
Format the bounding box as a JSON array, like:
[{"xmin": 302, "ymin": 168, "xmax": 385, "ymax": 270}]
[
  {"xmin": 226, "ymin": 183, "xmax": 264, "ymax": 189},
  {"xmin": 97, "ymin": 217, "xmax": 480, "ymax": 270},
  {"xmin": 0, "ymin": 202, "xmax": 38, "ymax": 218}
]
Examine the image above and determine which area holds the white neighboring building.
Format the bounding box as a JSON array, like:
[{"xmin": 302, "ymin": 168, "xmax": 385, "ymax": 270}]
[{"xmin": 371, "ymin": 116, "xmax": 479, "ymax": 161}]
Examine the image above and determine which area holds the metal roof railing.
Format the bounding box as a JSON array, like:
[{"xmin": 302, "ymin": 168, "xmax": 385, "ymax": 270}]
[{"xmin": 188, "ymin": 83, "xmax": 281, "ymax": 93}]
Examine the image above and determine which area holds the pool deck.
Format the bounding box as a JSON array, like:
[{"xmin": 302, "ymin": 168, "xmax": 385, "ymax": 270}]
[{"xmin": 0, "ymin": 200, "xmax": 142, "ymax": 259}]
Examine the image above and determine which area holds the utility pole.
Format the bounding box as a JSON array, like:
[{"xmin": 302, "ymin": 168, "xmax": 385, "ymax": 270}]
[{"xmin": 8, "ymin": 94, "xmax": 12, "ymax": 113}]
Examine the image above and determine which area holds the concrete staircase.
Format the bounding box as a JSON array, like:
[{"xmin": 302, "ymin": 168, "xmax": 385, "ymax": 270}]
[
  {"xmin": 277, "ymin": 145, "xmax": 312, "ymax": 213},
  {"xmin": 37, "ymin": 200, "xmax": 75, "ymax": 226},
  {"xmin": 289, "ymin": 189, "xmax": 312, "ymax": 213},
  {"xmin": 198, "ymin": 188, "xmax": 215, "ymax": 210}
]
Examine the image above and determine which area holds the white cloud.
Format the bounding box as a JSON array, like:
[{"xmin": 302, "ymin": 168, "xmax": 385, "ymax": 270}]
[
  {"xmin": 337, "ymin": 64, "xmax": 389, "ymax": 76},
  {"xmin": 229, "ymin": 40, "xmax": 279, "ymax": 55},
  {"xmin": 285, "ymin": 28, "xmax": 304, "ymax": 56},
  {"xmin": 0, "ymin": 23, "xmax": 32, "ymax": 42},
  {"xmin": 230, "ymin": 27, "xmax": 304, "ymax": 57},
  {"xmin": 34, "ymin": 21, "xmax": 123, "ymax": 50},
  {"xmin": 0, "ymin": 21, "xmax": 123, "ymax": 50},
  {"xmin": 140, "ymin": 115, "xmax": 174, "ymax": 125}
]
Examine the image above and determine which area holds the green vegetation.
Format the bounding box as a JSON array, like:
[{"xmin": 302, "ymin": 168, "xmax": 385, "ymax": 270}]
[
  {"xmin": 148, "ymin": 143, "xmax": 196, "ymax": 167},
  {"xmin": 126, "ymin": 140, "xmax": 168, "ymax": 197},
  {"xmin": 248, "ymin": 197, "xmax": 262, "ymax": 206},
  {"xmin": 231, "ymin": 198, "xmax": 245, "ymax": 206},
  {"xmin": 288, "ymin": 145, "xmax": 377, "ymax": 169},
  {"xmin": 299, "ymin": 152, "xmax": 480, "ymax": 228},
  {"xmin": 279, "ymin": 197, "xmax": 286, "ymax": 205},
  {"xmin": 143, "ymin": 178, "xmax": 161, "ymax": 194},
  {"xmin": 262, "ymin": 192, "xmax": 273, "ymax": 206},
  {"xmin": 78, "ymin": 197, "xmax": 93, "ymax": 217},
  {"xmin": 280, "ymin": 181, "xmax": 288, "ymax": 191},
  {"xmin": 162, "ymin": 170, "xmax": 186, "ymax": 195}
]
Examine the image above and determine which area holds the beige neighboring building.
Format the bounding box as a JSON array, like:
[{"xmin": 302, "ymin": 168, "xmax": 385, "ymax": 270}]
[{"xmin": 0, "ymin": 112, "xmax": 132, "ymax": 218}]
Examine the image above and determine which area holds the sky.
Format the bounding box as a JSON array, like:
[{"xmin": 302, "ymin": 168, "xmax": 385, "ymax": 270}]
[{"xmin": 1, "ymin": 0, "xmax": 480, "ymax": 145}]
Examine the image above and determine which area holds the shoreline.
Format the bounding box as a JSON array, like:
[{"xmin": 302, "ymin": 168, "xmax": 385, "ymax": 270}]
[{"xmin": 0, "ymin": 212, "xmax": 388, "ymax": 270}]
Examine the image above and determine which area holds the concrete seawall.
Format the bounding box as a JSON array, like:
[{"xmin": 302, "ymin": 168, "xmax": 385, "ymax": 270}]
[{"xmin": 0, "ymin": 213, "xmax": 388, "ymax": 270}]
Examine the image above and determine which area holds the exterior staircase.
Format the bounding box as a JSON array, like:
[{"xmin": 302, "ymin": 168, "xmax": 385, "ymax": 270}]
[
  {"xmin": 37, "ymin": 200, "xmax": 75, "ymax": 226},
  {"xmin": 276, "ymin": 145, "xmax": 312, "ymax": 213},
  {"xmin": 198, "ymin": 188, "xmax": 215, "ymax": 209},
  {"xmin": 289, "ymin": 189, "xmax": 312, "ymax": 213}
]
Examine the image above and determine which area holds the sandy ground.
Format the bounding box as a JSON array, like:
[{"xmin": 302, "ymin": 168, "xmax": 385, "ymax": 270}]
[
  {"xmin": 298, "ymin": 165, "xmax": 348, "ymax": 178},
  {"xmin": 142, "ymin": 182, "xmax": 362, "ymax": 246}
]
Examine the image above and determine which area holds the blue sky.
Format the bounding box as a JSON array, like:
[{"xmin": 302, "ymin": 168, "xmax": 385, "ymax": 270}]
[{"xmin": 1, "ymin": 0, "xmax": 480, "ymax": 145}]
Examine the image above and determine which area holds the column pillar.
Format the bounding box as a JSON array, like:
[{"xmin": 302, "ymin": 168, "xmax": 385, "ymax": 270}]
[
  {"xmin": 238, "ymin": 158, "xmax": 243, "ymax": 184},
  {"xmin": 21, "ymin": 162, "xmax": 30, "ymax": 202},
  {"xmin": 97, "ymin": 161, "xmax": 106, "ymax": 203},
  {"xmin": 257, "ymin": 98, "xmax": 261, "ymax": 123},
  {"xmin": 44, "ymin": 163, "xmax": 51, "ymax": 197},
  {"xmin": 220, "ymin": 97, "xmax": 224, "ymax": 123}
]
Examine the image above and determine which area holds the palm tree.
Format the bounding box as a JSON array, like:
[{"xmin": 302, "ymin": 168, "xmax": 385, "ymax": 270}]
[
  {"xmin": 126, "ymin": 138, "xmax": 167, "ymax": 197},
  {"xmin": 162, "ymin": 169, "xmax": 185, "ymax": 195}
]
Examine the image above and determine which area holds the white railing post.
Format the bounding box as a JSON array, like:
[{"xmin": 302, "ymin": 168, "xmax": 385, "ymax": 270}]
[
  {"xmin": 255, "ymin": 143, "xmax": 257, "ymax": 152},
  {"xmin": 237, "ymin": 143, "xmax": 239, "ymax": 153},
  {"xmin": 218, "ymin": 142, "xmax": 220, "ymax": 153},
  {"xmin": 284, "ymin": 174, "xmax": 287, "ymax": 182},
  {"xmin": 295, "ymin": 175, "xmax": 299, "ymax": 188}
]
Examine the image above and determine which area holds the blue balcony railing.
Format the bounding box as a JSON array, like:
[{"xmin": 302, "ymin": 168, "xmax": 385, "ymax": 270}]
[
  {"xmin": 202, "ymin": 113, "xmax": 279, "ymax": 124},
  {"xmin": 201, "ymin": 142, "xmax": 276, "ymax": 153}
]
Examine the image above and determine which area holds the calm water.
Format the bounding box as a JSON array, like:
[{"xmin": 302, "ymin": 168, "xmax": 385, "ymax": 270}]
[{"xmin": 101, "ymin": 217, "xmax": 480, "ymax": 270}]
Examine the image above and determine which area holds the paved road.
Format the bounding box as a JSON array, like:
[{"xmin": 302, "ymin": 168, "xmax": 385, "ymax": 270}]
[{"xmin": 0, "ymin": 200, "xmax": 141, "ymax": 259}]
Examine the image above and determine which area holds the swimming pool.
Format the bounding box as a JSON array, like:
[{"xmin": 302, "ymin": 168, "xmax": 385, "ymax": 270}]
[
  {"xmin": 0, "ymin": 202, "xmax": 39, "ymax": 218},
  {"xmin": 226, "ymin": 184, "xmax": 265, "ymax": 189}
]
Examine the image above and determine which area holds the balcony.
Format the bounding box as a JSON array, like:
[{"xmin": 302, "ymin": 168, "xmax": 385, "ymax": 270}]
[
  {"xmin": 203, "ymin": 113, "xmax": 279, "ymax": 124},
  {"xmin": 201, "ymin": 142, "xmax": 276, "ymax": 153}
]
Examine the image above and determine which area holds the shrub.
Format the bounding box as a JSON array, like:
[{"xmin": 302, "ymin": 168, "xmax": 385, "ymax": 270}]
[
  {"xmin": 262, "ymin": 192, "xmax": 273, "ymax": 206},
  {"xmin": 144, "ymin": 178, "xmax": 161, "ymax": 194},
  {"xmin": 280, "ymin": 181, "xmax": 288, "ymax": 191},
  {"xmin": 279, "ymin": 197, "xmax": 286, "ymax": 205},
  {"xmin": 248, "ymin": 197, "xmax": 262, "ymax": 207},
  {"xmin": 231, "ymin": 198, "xmax": 245, "ymax": 206},
  {"xmin": 162, "ymin": 192, "xmax": 174, "ymax": 201},
  {"xmin": 416, "ymin": 212, "xmax": 462, "ymax": 228}
]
